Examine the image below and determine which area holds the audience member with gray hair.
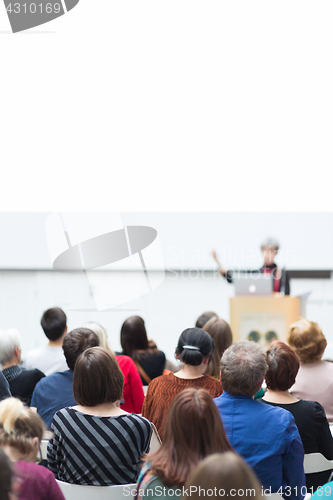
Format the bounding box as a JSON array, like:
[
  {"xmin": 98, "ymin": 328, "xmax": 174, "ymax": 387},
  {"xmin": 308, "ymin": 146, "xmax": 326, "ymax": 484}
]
[
  {"xmin": 214, "ymin": 340, "xmax": 305, "ymax": 500},
  {"xmin": 220, "ymin": 340, "xmax": 267, "ymax": 396},
  {"xmin": 0, "ymin": 329, "xmax": 44, "ymax": 406}
]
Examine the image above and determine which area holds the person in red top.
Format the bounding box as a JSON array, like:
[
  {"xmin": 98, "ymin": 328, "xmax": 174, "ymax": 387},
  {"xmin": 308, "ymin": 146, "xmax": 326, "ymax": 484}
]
[
  {"xmin": 83, "ymin": 322, "xmax": 144, "ymax": 413},
  {"xmin": 212, "ymin": 237, "xmax": 290, "ymax": 295}
]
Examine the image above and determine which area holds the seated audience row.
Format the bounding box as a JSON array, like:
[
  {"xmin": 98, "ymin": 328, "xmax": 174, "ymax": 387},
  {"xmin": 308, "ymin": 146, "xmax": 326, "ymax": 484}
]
[{"xmin": 2, "ymin": 306, "xmax": 333, "ymax": 500}]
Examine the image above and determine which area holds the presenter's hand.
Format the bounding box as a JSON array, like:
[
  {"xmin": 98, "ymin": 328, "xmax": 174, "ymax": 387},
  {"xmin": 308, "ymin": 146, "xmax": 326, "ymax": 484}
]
[{"xmin": 211, "ymin": 250, "xmax": 227, "ymax": 276}]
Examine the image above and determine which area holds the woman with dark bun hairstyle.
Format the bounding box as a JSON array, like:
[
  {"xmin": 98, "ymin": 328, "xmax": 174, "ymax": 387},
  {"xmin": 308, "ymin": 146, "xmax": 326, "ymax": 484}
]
[
  {"xmin": 137, "ymin": 389, "xmax": 232, "ymax": 500},
  {"xmin": 142, "ymin": 328, "xmax": 222, "ymax": 438}
]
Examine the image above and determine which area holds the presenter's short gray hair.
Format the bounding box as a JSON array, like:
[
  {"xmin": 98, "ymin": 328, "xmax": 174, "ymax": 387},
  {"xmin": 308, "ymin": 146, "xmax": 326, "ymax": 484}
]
[
  {"xmin": 0, "ymin": 329, "xmax": 21, "ymax": 365},
  {"xmin": 221, "ymin": 341, "xmax": 267, "ymax": 396},
  {"xmin": 261, "ymin": 238, "xmax": 279, "ymax": 251}
]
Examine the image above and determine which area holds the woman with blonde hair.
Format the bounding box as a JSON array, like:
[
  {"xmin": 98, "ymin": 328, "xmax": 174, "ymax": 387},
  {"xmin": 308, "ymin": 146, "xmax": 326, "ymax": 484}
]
[
  {"xmin": 83, "ymin": 322, "xmax": 144, "ymax": 413},
  {"xmin": 137, "ymin": 389, "xmax": 232, "ymax": 499},
  {"xmin": 0, "ymin": 397, "xmax": 65, "ymax": 500},
  {"xmin": 185, "ymin": 452, "xmax": 262, "ymax": 500},
  {"xmin": 287, "ymin": 318, "xmax": 333, "ymax": 421}
]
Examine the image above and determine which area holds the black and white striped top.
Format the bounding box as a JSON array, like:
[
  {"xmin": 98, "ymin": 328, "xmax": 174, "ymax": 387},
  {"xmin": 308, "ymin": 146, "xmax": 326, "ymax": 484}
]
[{"xmin": 47, "ymin": 407, "xmax": 152, "ymax": 486}]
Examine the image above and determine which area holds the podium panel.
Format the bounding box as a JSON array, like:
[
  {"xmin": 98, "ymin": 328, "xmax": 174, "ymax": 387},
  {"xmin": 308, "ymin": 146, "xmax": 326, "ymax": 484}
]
[{"xmin": 230, "ymin": 297, "xmax": 300, "ymax": 345}]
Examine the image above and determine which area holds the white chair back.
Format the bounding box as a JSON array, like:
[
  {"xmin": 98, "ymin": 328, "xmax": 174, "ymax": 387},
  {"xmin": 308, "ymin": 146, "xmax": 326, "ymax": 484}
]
[
  {"xmin": 149, "ymin": 423, "xmax": 162, "ymax": 454},
  {"xmin": 304, "ymin": 453, "xmax": 333, "ymax": 474},
  {"xmin": 40, "ymin": 439, "xmax": 48, "ymax": 461},
  {"xmin": 56, "ymin": 481, "xmax": 136, "ymax": 500}
]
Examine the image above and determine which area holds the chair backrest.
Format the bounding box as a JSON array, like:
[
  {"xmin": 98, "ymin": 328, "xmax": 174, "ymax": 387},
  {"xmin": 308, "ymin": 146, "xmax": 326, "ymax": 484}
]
[
  {"xmin": 304, "ymin": 453, "xmax": 333, "ymax": 474},
  {"xmin": 56, "ymin": 481, "xmax": 136, "ymax": 500},
  {"xmin": 40, "ymin": 439, "xmax": 48, "ymax": 461},
  {"xmin": 149, "ymin": 423, "xmax": 162, "ymax": 454}
]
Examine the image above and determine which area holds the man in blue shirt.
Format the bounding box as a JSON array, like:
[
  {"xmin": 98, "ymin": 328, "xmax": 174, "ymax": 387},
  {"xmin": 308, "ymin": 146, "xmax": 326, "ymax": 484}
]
[
  {"xmin": 214, "ymin": 340, "xmax": 305, "ymax": 500},
  {"xmin": 30, "ymin": 327, "xmax": 99, "ymax": 428}
]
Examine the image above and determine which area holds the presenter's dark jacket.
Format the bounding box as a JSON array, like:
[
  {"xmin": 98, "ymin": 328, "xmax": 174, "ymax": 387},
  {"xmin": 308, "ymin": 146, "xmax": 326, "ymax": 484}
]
[{"xmin": 223, "ymin": 263, "xmax": 290, "ymax": 295}]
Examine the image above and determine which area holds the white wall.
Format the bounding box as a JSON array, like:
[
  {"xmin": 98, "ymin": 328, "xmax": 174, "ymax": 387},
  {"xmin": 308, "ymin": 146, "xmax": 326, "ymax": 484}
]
[
  {"xmin": 1, "ymin": 270, "xmax": 333, "ymax": 364},
  {"xmin": 1, "ymin": 212, "xmax": 333, "ymax": 270}
]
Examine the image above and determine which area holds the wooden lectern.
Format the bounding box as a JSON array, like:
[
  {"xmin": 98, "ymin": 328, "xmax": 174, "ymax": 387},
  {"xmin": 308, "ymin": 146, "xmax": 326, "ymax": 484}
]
[{"xmin": 230, "ymin": 296, "xmax": 300, "ymax": 344}]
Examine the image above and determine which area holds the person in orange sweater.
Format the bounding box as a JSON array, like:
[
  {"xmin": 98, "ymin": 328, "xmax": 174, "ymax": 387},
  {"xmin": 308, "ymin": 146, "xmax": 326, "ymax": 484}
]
[{"xmin": 142, "ymin": 328, "xmax": 222, "ymax": 438}]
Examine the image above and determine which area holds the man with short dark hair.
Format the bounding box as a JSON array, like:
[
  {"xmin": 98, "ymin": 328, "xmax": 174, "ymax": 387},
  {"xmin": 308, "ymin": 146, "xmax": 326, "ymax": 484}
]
[
  {"xmin": 24, "ymin": 307, "xmax": 68, "ymax": 376},
  {"xmin": 30, "ymin": 328, "xmax": 99, "ymax": 428},
  {"xmin": 214, "ymin": 340, "xmax": 305, "ymax": 500}
]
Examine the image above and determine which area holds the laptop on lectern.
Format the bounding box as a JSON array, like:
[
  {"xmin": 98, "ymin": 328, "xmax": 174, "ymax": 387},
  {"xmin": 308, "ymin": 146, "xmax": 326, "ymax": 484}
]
[{"xmin": 234, "ymin": 273, "xmax": 273, "ymax": 296}]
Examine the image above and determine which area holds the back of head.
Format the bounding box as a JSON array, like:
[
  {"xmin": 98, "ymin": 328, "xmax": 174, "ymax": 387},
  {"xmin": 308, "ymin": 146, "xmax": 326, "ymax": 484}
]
[
  {"xmin": 73, "ymin": 347, "xmax": 124, "ymax": 407},
  {"xmin": 221, "ymin": 341, "xmax": 267, "ymax": 396},
  {"xmin": 120, "ymin": 316, "xmax": 148, "ymax": 357},
  {"xmin": 149, "ymin": 388, "xmax": 232, "ymax": 486},
  {"xmin": 203, "ymin": 318, "xmax": 233, "ymax": 378},
  {"xmin": 62, "ymin": 328, "xmax": 99, "ymax": 370},
  {"xmin": 0, "ymin": 397, "xmax": 45, "ymax": 456},
  {"xmin": 40, "ymin": 307, "xmax": 67, "ymax": 341},
  {"xmin": 0, "ymin": 329, "xmax": 21, "ymax": 366},
  {"xmin": 185, "ymin": 452, "xmax": 262, "ymax": 500},
  {"xmin": 266, "ymin": 341, "xmax": 300, "ymax": 391},
  {"xmin": 195, "ymin": 311, "xmax": 218, "ymax": 329},
  {"xmin": 287, "ymin": 317, "xmax": 327, "ymax": 363},
  {"xmin": 83, "ymin": 322, "xmax": 111, "ymax": 350},
  {"xmin": 175, "ymin": 328, "xmax": 214, "ymax": 367},
  {"xmin": 0, "ymin": 449, "xmax": 13, "ymax": 500}
]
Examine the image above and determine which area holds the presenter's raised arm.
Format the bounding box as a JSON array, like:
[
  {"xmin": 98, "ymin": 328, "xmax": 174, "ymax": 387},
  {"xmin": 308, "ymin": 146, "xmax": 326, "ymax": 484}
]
[{"xmin": 211, "ymin": 250, "xmax": 227, "ymax": 276}]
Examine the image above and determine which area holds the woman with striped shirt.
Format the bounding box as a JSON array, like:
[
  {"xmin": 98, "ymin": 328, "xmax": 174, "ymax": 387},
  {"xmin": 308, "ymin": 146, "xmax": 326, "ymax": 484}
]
[{"xmin": 47, "ymin": 347, "xmax": 152, "ymax": 486}]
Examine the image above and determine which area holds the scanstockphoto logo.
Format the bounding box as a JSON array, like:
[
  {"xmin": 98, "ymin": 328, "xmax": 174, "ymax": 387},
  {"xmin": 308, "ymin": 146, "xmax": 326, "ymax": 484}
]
[
  {"xmin": 3, "ymin": 0, "xmax": 79, "ymax": 33},
  {"xmin": 45, "ymin": 213, "xmax": 165, "ymax": 311}
]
